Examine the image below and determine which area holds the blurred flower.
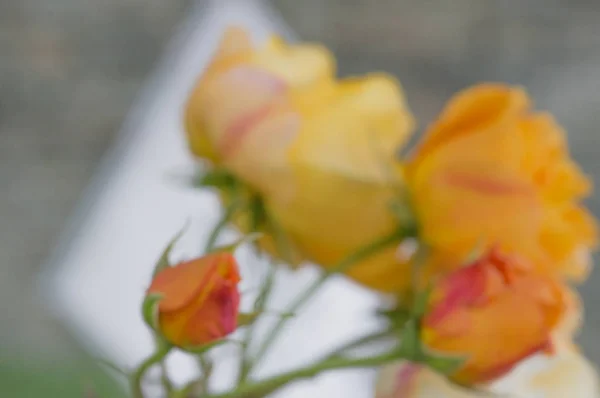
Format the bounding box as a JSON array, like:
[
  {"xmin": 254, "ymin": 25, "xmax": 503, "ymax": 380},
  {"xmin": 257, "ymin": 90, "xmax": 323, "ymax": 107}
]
[
  {"xmin": 266, "ymin": 74, "xmax": 415, "ymax": 291},
  {"xmin": 420, "ymin": 248, "xmax": 573, "ymax": 384},
  {"xmin": 407, "ymin": 84, "xmax": 597, "ymax": 280},
  {"xmin": 375, "ymin": 343, "xmax": 599, "ymax": 398},
  {"xmin": 185, "ymin": 26, "xmax": 335, "ymax": 194},
  {"xmin": 146, "ymin": 252, "xmax": 241, "ymax": 348},
  {"xmin": 185, "ymin": 27, "xmax": 416, "ymax": 292}
]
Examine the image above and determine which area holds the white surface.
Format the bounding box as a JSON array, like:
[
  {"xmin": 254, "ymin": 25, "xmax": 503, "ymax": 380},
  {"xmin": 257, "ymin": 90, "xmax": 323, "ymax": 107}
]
[
  {"xmin": 45, "ymin": 0, "xmax": 383, "ymax": 397},
  {"xmin": 378, "ymin": 347, "xmax": 599, "ymax": 398}
]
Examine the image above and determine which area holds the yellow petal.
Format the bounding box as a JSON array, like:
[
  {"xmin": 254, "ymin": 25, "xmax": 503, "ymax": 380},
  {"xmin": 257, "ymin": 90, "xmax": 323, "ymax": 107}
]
[{"xmin": 265, "ymin": 74, "xmax": 415, "ymax": 291}]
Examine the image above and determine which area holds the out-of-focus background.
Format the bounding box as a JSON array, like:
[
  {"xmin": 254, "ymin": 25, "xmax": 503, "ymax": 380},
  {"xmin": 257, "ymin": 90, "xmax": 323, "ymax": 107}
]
[{"xmin": 1, "ymin": 0, "xmax": 599, "ymax": 396}]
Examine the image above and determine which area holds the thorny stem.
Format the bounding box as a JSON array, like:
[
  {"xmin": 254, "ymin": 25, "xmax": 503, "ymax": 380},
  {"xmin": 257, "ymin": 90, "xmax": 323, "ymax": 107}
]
[
  {"xmin": 250, "ymin": 231, "xmax": 404, "ymax": 373},
  {"xmin": 206, "ymin": 350, "xmax": 402, "ymax": 398},
  {"xmin": 130, "ymin": 343, "xmax": 171, "ymax": 398},
  {"xmin": 204, "ymin": 200, "xmax": 242, "ymax": 253}
]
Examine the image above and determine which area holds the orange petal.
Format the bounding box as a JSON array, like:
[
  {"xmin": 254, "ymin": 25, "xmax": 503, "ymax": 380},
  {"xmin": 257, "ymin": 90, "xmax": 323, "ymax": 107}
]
[
  {"xmin": 147, "ymin": 252, "xmax": 236, "ymax": 313},
  {"xmin": 410, "ymin": 84, "xmax": 529, "ymax": 162},
  {"xmin": 422, "ymin": 250, "xmax": 569, "ymax": 384},
  {"xmin": 181, "ymin": 278, "xmax": 240, "ymax": 346}
]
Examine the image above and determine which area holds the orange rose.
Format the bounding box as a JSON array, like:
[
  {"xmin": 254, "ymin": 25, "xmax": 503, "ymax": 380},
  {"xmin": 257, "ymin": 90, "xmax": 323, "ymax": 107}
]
[
  {"xmin": 146, "ymin": 252, "xmax": 241, "ymax": 348},
  {"xmin": 407, "ymin": 84, "xmax": 597, "ymax": 280},
  {"xmin": 421, "ymin": 248, "xmax": 573, "ymax": 384}
]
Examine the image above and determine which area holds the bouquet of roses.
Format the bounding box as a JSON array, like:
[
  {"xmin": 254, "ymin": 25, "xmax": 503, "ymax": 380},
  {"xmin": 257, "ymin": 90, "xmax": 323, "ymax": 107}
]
[{"xmin": 126, "ymin": 27, "xmax": 599, "ymax": 398}]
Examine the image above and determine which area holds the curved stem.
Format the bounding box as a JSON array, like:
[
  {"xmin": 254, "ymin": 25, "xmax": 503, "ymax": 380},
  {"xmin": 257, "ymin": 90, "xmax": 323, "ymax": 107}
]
[
  {"xmin": 207, "ymin": 351, "xmax": 401, "ymax": 398},
  {"xmin": 251, "ymin": 232, "xmax": 402, "ymax": 373},
  {"xmin": 170, "ymin": 379, "xmax": 203, "ymax": 398},
  {"xmin": 160, "ymin": 362, "xmax": 174, "ymax": 394},
  {"xmin": 324, "ymin": 331, "xmax": 391, "ymax": 360},
  {"xmin": 130, "ymin": 344, "xmax": 171, "ymax": 398},
  {"xmin": 237, "ymin": 216, "xmax": 288, "ymax": 383},
  {"xmin": 237, "ymin": 264, "xmax": 276, "ymax": 384},
  {"xmin": 205, "ymin": 200, "xmax": 241, "ymax": 253}
]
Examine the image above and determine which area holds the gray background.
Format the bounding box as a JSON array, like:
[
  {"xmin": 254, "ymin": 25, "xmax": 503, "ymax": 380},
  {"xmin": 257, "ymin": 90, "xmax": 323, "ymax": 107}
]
[{"xmin": 1, "ymin": 0, "xmax": 599, "ymax": 396}]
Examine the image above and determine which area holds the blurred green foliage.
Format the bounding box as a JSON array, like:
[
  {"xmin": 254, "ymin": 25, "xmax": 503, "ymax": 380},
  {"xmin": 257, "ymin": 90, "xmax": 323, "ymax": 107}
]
[{"xmin": 0, "ymin": 355, "xmax": 127, "ymax": 398}]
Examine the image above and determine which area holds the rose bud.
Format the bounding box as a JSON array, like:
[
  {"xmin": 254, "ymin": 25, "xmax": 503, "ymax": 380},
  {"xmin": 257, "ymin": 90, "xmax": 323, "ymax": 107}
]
[
  {"xmin": 145, "ymin": 251, "xmax": 241, "ymax": 349},
  {"xmin": 421, "ymin": 248, "xmax": 573, "ymax": 384}
]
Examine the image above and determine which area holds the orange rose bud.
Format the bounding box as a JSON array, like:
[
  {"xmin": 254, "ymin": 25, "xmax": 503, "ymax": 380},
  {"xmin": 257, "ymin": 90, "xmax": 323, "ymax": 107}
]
[
  {"xmin": 146, "ymin": 252, "xmax": 241, "ymax": 348},
  {"xmin": 421, "ymin": 248, "xmax": 571, "ymax": 384}
]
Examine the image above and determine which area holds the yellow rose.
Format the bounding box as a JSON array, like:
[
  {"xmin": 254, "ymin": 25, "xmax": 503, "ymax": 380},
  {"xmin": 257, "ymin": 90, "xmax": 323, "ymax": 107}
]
[
  {"xmin": 421, "ymin": 248, "xmax": 573, "ymax": 384},
  {"xmin": 185, "ymin": 26, "xmax": 335, "ymax": 197},
  {"xmin": 267, "ymin": 74, "xmax": 414, "ymax": 290},
  {"xmin": 407, "ymin": 84, "xmax": 597, "ymax": 280},
  {"xmin": 185, "ymin": 27, "xmax": 416, "ymax": 292}
]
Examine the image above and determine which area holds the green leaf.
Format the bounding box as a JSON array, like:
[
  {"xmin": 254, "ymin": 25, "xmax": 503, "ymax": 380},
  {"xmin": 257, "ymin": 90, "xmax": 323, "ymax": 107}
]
[
  {"xmin": 398, "ymin": 319, "xmax": 421, "ymax": 361},
  {"xmin": 0, "ymin": 356, "xmax": 128, "ymax": 398},
  {"xmin": 237, "ymin": 312, "xmax": 260, "ymax": 327},
  {"xmin": 266, "ymin": 213, "xmax": 298, "ymax": 266},
  {"xmin": 196, "ymin": 168, "xmax": 238, "ymax": 189},
  {"xmin": 153, "ymin": 221, "xmax": 189, "ymax": 277},
  {"xmin": 388, "ymin": 200, "xmax": 419, "ymax": 237},
  {"xmin": 142, "ymin": 293, "xmax": 163, "ymax": 331},
  {"xmin": 248, "ymin": 194, "xmax": 267, "ymax": 232},
  {"xmin": 422, "ymin": 351, "xmax": 466, "ymax": 374},
  {"xmin": 378, "ymin": 307, "xmax": 411, "ymax": 331}
]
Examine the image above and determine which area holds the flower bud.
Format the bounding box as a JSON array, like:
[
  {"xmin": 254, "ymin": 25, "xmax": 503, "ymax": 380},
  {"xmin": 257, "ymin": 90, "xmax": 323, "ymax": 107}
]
[
  {"xmin": 146, "ymin": 252, "xmax": 241, "ymax": 348},
  {"xmin": 421, "ymin": 248, "xmax": 572, "ymax": 384}
]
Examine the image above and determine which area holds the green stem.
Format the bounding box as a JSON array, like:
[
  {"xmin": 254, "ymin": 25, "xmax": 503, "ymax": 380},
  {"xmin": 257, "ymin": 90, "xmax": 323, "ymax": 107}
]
[
  {"xmin": 205, "ymin": 200, "xmax": 241, "ymax": 253},
  {"xmin": 237, "ymin": 213, "xmax": 289, "ymax": 383},
  {"xmin": 199, "ymin": 355, "xmax": 213, "ymax": 389},
  {"xmin": 323, "ymin": 331, "xmax": 391, "ymax": 360},
  {"xmin": 251, "ymin": 231, "xmax": 402, "ymax": 373},
  {"xmin": 207, "ymin": 351, "xmax": 401, "ymax": 398},
  {"xmin": 160, "ymin": 362, "xmax": 174, "ymax": 394},
  {"xmin": 267, "ymin": 214, "xmax": 295, "ymax": 265},
  {"xmin": 237, "ymin": 264, "xmax": 276, "ymax": 384},
  {"xmin": 170, "ymin": 379, "xmax": 203, "ymax": 398},
  {"xmin": 130, "ymin": 344, "xmax": 171, "ymax": 398}
]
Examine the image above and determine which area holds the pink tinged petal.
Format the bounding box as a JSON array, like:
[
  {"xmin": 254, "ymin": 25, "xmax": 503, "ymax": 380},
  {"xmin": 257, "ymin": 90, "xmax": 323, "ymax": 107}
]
[
  {"xmin": 216, "ymin": 282, "xmax": 240, "ymax": 335},
  {"xmin": 424, "ymin": 265, "xmax": 486, "ymax": 328},
  {"xmin": 216, "ymin": 67, "xmax": 288, "ymax": 156},
  {"xmin": 225, "ymin": 66, "xmax": 287, "ymax": 92},
  {"xmin": 183, "ymin": 281, "xmax": 240, "ymax": 345},
  {"xmin": 444, "ymin": 170, "xmax": 534, "ymax": 196},
  {"xmin": 394, "ymin": 364, "xmax": 421, "ymax": 398},
  {"xmin": 220, "ymin": 101, "xmax": 281, "ymax": 156},
  {"xmin": 423, "ymin": 249, "xmax": 528, "ymax": 336}
]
